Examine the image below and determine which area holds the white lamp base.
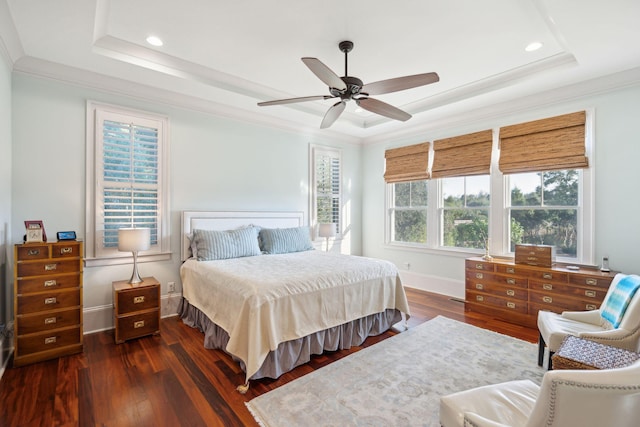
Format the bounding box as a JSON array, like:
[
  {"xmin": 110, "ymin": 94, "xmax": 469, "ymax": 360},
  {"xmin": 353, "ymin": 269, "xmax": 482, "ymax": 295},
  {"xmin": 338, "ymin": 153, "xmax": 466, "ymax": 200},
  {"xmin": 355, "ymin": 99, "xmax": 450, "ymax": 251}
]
[{"xmin": 128, "ymin": 251, "xmax": 143, "ymax": 284}]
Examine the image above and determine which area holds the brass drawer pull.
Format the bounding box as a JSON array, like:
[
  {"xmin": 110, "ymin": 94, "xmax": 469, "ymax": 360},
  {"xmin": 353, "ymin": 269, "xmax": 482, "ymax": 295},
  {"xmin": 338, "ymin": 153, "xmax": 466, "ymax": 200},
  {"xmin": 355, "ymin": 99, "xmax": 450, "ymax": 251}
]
[
  {"xmin": 44, "ymin": 297, "xmax": 57, "ymax": 305},
  {"xmin": 44, "ymin": 317, "xmax": 57, "ymax": 325},
  {"xmin": 506, "ymin": 267, "xmax": 515, "ymax": 274},
  {"xmin": 476, "ymin": 295, "xmax": 484, "ymax": 302},
  {"xmin": 60, "ymin": 247, "xmax": 73, "ymax": 254},
  {"xmin": 45, "ymin": 263, "xmax": 57, "ymax": 271},
  {"xmin": 134, "ymin": 320, "xmax": 145, "ymax": 329},
  {"xmin": 586, "ymin": 304, "xmax": 597, "ymax": 310},
  {"xmin": 475, "ymin": 283, "xmax": 484, "ymax": 290},
  {"xmin": 475, "ymin": 263, "xmax": 484, "ymax": 270},
  {"xmin": 542, "ymin": 273, "xmax": 552, "ymax": 280},
  {"xmin": 585, "ymin": 290, "xmax": 596, "ymax": 298},
  {"xmin": 28, "ymin": 249, "xmax": 40, "ymax": 256},
  {"xmin": 543, "ymin": 284, "xmax": 553, "ymax": 291},
  {"xmin": 506, "ymin": 289, "xmax": 515, "ymax": 296},
  {"xmin": 133, "ymin": 296, "xmax": 145, "ymax": 304},
  {"xmin": 475, "ymin": 273, "xmax": 484, "ymax": 279},
  {"xmin": 586, "ymin": 278, "xmax": 598, "ymax": 286},
  {"xmin": 542, "ymin": 296, "xmax": 553, "ymax": 303},
  {"xmin": 506, "ymin": 278, "xmax": 516, "ymax": 285},
  {"xmin": 506, "ymin": 302, "xmax": 516, "ymax": 309},
  {"xmin": 44, "ymin": 336, "xmax": 57, "ymax": 345},
  {"xmin": 44, "ymin": 280, "xmax": 57, "ymax": 287}
]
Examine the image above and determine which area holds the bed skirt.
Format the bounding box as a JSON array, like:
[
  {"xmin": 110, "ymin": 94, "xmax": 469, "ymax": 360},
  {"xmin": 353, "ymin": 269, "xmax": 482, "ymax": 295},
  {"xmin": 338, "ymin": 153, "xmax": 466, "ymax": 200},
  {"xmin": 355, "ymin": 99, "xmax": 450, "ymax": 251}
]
[{"xmin": 179, "ymin": 298, "xmax": 402, "ymax": 380}]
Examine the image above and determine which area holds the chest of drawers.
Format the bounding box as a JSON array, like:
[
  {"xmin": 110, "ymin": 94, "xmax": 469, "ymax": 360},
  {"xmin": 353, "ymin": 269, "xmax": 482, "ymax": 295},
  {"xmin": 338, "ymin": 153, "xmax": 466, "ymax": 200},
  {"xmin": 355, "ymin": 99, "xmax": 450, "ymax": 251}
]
[
  {"xmin": 465, "ymin": 257, "xmax": 616, "ymax": 328},
  {"xmin": 14, "ymin": 241, "xmax": 83, "ymax": 367}
]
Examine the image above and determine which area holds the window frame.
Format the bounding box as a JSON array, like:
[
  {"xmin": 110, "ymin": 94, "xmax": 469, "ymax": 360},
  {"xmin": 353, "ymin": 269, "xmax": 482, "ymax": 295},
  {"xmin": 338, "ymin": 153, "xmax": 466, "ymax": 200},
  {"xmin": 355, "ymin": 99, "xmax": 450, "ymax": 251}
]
[
  {"xmin": 385, "ymin": 111, "xmax": 595, "ymax": 265},
  {"xmin": 85, "ymin": 101, "xmax": 171, "ymax": 267},
  {"xmin": 310, "ymin": 144, "xmax": 342, "ymax": 240}
]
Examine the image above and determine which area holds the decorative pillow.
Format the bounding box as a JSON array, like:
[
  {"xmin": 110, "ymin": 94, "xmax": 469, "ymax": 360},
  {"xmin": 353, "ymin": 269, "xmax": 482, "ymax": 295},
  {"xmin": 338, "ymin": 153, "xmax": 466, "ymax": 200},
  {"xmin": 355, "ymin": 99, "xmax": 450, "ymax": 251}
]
[
  {"xmin": 191, "ymin": 227, "xmax": 261, "ymax": 261},
  {"xmin": 600, "ymin": 274, "xmax": 640, "ymax": 328},
  {"xmin": 259, "ymin": 226, "xmax": 313, "ymax": 254}
]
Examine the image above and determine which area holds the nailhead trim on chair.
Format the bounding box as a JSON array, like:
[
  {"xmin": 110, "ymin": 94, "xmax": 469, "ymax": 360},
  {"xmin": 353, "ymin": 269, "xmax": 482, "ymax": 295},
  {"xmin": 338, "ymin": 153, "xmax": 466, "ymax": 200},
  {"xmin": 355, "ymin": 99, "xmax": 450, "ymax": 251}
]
[{"xmin": 580, "ymin": 324, "xmax": 640, "ymax": 349}]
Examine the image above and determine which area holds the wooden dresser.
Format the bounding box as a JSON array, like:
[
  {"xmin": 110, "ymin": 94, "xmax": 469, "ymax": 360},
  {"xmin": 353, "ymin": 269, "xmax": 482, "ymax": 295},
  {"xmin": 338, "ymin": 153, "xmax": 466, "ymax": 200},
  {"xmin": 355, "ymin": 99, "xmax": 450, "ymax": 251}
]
[
  {"xmin": 113, "ymin": 277, "xmax": 160, "ymax": 344},
  {"xmin": 465, "ymin": 256, "xmax": 616, "ymax": 328},
  {"xmin": 13, "ymin": 241, "xmax": 83, "ymax": 367}
]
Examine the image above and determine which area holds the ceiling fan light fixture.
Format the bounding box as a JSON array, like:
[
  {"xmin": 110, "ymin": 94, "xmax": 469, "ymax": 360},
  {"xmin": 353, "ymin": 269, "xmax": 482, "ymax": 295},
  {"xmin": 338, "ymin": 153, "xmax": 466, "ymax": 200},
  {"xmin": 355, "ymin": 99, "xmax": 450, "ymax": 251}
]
[
  {"xmin": 525, "ymin": 41, "xmax": 543, "ymax": 52},
  {"xmin": 146, "ymin": 35, "xmax": 164, "ymax": 47}
]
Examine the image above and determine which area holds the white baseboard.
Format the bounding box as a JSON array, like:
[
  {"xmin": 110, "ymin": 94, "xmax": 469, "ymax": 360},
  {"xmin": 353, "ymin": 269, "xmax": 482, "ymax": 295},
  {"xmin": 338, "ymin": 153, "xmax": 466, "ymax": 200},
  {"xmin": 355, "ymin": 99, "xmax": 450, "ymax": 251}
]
[
  {"xmin": 83, "ymin": 293, "xmax": 183, "ymax": 335},
  {"xmin": 399, "ymin": 270, "xmax": 465, "ymax": 300}
]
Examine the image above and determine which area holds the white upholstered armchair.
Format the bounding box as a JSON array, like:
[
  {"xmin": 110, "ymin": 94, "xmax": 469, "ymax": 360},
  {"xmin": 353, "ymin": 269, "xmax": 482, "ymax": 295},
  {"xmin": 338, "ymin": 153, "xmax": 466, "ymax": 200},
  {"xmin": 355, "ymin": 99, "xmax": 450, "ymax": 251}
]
[
  {"xmin": 537, "ymin": 273, "xmax": 640, "ymax": 369},
  {"xmin": 439, "ymin": 358, "xmax": 640, "ymax": 426}
]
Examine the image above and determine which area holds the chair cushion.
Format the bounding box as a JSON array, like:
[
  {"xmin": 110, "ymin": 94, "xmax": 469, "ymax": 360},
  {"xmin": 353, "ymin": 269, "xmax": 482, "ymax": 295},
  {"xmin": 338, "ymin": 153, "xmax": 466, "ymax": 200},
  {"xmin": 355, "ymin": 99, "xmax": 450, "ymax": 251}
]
[
  {"xmin": 600, "ymin": 275, "xmax": 640, "ymax": 328},
  {"xmin": 439, "ymin": 379, "xmax": 539, "ymax": 427},
  {"xmin": 537, "ymin": 310, "xmax": 604, "ymax": 352}
]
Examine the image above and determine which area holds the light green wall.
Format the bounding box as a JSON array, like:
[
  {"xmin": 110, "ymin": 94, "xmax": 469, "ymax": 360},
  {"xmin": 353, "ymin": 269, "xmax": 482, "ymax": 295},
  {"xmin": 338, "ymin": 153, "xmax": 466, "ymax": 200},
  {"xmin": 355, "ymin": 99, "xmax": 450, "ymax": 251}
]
[
  {"xmin": 0, "ymin": 48, "xmax": 11, "ymax": 368},
  {"xmin": 361, "ymin": 84, "xmax": 640, "ymax": 295},
  {"xmin": 10, "ymin": 73, "xmax": 362, "ymax": 319}
]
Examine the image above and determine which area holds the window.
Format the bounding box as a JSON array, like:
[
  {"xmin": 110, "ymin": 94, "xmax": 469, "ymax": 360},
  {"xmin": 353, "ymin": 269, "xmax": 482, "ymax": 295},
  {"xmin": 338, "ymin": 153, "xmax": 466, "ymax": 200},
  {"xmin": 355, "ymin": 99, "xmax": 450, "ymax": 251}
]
[
  {"xmin": 85, "ymin": 102, "xmax": 170, "ymax": 266},
  {"xmin": 311, "ymin": 145, "xmax": 341, "ymax": 238},
  {"xmin": 390, "ymin": 180, "xmax": 428, "ymax": 244},
  {"xmin": 507, "ymin": 170, "xmax": 580, "ymax": 257},
  {"xmin": 441, "ymin": 175, "xmax": 490, "ymax": 249}
]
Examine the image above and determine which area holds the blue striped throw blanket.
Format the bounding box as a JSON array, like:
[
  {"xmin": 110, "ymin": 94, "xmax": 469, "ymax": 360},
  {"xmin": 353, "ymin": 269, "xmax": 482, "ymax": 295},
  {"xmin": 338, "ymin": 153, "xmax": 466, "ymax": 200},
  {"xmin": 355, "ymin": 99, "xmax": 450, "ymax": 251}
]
[{"xmin": 601, "ymin": 275, "xmax": 640, "ymax": 328}]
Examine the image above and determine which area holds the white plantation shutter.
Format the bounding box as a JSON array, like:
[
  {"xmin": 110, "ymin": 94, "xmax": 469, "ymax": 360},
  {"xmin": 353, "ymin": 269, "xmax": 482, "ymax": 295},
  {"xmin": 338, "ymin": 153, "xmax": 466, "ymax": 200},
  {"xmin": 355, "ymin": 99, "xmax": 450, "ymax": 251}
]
[
  {"xmin": 88, "ymin": 103, "xmax": 169, "ymax": 262},
  {"xmin": 312, "ymin": 146, "xmax": 342, "ymax": 237}
]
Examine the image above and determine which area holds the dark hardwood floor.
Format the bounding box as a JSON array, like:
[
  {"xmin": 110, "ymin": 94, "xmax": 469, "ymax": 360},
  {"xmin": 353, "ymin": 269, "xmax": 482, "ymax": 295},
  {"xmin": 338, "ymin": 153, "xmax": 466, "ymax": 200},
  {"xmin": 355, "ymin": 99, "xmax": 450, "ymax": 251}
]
[{"xmin": 0, "ymin": 288, "xmax": 538, "ymax": 427}]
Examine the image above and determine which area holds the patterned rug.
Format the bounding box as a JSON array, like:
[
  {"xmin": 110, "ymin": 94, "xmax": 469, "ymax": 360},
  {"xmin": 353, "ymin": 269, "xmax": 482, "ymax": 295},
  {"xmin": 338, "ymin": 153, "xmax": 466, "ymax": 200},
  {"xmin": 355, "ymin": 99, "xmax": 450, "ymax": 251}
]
[{"xmin": 246, "ymin": 315, "xmax": 544, "ymax": 426}]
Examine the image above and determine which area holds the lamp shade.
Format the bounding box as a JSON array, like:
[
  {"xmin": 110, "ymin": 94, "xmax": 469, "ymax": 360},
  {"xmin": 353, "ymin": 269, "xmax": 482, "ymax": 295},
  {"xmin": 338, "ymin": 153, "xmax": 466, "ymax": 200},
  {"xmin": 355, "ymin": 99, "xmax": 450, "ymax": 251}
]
[
  {"xmin": 318, "ymin": 223, "xmax": 337, "ymax": 238},
  {"xmin": 118, "ymin": 228, "xmax": 150, "ymax": 252}
]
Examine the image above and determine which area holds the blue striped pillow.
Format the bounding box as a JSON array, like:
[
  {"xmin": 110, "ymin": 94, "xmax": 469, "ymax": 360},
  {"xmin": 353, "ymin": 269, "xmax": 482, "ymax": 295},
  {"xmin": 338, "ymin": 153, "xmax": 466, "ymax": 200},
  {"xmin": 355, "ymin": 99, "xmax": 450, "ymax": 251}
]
[
  {"xmin": 259, "ymin": 226, "xmax": 313, "ymax": 254},
  {"xmin": 192, "ymin": 227, "xmax": 261, "ymax": 261},
  {"xmin": 600, "ymin": 275, "xmax": 640, "ymax": 328}
]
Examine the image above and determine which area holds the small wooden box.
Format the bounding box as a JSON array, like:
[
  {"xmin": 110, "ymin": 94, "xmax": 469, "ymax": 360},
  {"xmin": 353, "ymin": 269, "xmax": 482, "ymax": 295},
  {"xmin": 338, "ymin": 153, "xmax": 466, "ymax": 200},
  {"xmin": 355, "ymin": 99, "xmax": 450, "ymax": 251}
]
[{"xmin": 514, "ymin": 244, "xmax": 555, "ymax": 267}]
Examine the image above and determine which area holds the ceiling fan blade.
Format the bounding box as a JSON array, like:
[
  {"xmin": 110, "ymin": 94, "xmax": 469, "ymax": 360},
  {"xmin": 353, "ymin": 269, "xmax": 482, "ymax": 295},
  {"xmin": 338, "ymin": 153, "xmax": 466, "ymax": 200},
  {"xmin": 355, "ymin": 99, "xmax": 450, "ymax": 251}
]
[
  {"xmin": 258, "ymin": 95, "xmax": 335, "ymax": 106},
  {"xmin": 356, "ymin": 97, "xmax": 411, "ymax": 121},
  {"xmin": 320, "ymin": 101, "xmax": 346, "ymax": 129},
  {"xmin": 302, "ymin": 58, "xmax": 347, "ymax": 91},
  {"xmin": 361, "ymin": 72, "xmax": 439, "ymax": 95}
]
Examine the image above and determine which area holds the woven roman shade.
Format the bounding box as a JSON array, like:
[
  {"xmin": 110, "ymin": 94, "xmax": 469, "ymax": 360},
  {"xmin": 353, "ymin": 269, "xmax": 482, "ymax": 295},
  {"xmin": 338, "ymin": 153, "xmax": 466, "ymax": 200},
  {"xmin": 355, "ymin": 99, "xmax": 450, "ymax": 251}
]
[
  {"xmin": 432, "ymin": 130, "xmax": 493, "ymax": 178},
  {"xmin": 384, "ymin": 142, "xmax": 430, "ymax": 183},
  {"xmin": 499, "ymin": 111, "xmax": 588, "ymax": 174}
]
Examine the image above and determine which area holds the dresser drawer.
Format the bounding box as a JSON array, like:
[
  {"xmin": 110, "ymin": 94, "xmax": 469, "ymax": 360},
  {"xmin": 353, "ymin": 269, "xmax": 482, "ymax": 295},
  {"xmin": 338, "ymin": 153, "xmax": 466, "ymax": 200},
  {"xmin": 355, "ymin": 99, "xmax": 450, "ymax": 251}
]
[
  {"xmin": 529, "ymin": 291, "xmax": 600, "ymax": 313},
  {"xmin": 17, "ymin": 290, "xmax": 80, "ymax": 315},
  {"xmin": 17, "ymin": 258, "xmax": 80, "ymax": 278},
  {"xmin": 467, "ymin": 281, "xmax": 528, "ymax": 300},
  {"xmin": 17, "ymin": 273, "xmax": 81, "ymax": 294},
  {"xmin": 115, "ymin": 310, "xmax": 160, "ymax": 343},
  {"xmin": 568, "ymin": 274, "xmax": 613, "ymax": 288},
  {"xmin": 495, "ymin": 264, "xmax": 529, "ymax": 276},
  {"xmin": 17, "ymin": 308, "xmax": 81, "ymax": 336},
  {"xmin": 16, "ymin": 244, "xmax": 49, "ymax": 261},
  {"xmin": 467, "ymin": 291, "xmax": 528, "ymax": 314},
  {"xmin": 51, "ymin": 242, "xmax": 82, "ymax": 258},
  {"xmin": 529, "ymin": 280, "xmax": 608, "ymax": 301},
  {"xmin": 529, "ymin": 270, "xmax": 568, "ymax": 283},
  {"xmin": 17, "ymin": 326, "xmax": 81, "ymax": 355},
  {"xmin": 465, "ymin": 270, "xmax": 497, "ymax": 283},
  {"xmin": 116, "ymin": 285, "xmax": 159, "ymax": 315},
  {"xmin": 465, "ymin": 259, "xmax": 496, "ymax": 272}
]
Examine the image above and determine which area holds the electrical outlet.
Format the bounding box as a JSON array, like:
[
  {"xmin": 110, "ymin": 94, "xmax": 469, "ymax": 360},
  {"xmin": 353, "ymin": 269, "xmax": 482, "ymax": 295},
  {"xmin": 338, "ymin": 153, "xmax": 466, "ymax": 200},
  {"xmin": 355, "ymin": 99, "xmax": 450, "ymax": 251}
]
[{"xmin": 168, "ymin": 282, "xmax": 176, "ymax": 293}]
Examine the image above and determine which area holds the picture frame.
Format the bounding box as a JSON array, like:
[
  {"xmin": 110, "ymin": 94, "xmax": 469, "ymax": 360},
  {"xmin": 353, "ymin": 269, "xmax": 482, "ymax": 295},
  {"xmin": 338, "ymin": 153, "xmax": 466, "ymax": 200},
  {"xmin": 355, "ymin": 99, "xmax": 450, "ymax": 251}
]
[{"xmin": 24, "ymin": 220, "xmax": 47, "ymax": 242}]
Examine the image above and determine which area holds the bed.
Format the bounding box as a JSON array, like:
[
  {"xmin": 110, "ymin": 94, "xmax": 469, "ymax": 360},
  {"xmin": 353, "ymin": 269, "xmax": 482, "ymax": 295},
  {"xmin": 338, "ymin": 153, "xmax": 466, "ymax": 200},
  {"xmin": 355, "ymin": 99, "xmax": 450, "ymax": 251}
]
[{"xmin": 179, "ymin": 211, "xmax": 411, "ymax": 392}]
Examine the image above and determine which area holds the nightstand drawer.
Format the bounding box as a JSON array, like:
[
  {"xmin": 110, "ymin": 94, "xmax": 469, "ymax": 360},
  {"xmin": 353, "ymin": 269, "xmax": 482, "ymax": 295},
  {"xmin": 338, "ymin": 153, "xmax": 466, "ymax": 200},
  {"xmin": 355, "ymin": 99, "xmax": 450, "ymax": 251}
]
[
  {"xmin": 116, "ymin": 286, "xmax": 159, "ymax": 315},
  {"xmin": 17, "ymin": 326, "xmax": 81, "ymax": 355},
  {"xmin": 17, "ymin": 308, "xmax": 81, "ymax": 335},
  {"xmin": 17, "ymin": 290, "xmax": 80, "ymax": 315},
  {"xmin": 115, "ymin": 311, "xmax": 160, "ymax": 343}
]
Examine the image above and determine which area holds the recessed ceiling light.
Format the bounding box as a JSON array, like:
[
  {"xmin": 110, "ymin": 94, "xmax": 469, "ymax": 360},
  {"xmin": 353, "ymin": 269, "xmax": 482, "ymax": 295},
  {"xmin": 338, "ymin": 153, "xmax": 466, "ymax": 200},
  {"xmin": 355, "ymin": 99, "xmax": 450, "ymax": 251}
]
[
  {"xmin": 525, "ymin": 41, "xmax": 543, "ymax": 52},
  {"xmin": 146, "ymin": 36, "xmax": 163, "ymax": 47}
]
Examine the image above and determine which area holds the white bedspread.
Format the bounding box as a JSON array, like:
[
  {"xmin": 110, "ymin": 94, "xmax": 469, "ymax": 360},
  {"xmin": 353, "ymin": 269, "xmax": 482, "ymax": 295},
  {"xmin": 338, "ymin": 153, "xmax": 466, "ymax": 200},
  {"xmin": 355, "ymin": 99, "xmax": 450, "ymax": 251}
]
[{"xmin": 180, "ymin": 250, "xmax": 410, "ymax": 382}]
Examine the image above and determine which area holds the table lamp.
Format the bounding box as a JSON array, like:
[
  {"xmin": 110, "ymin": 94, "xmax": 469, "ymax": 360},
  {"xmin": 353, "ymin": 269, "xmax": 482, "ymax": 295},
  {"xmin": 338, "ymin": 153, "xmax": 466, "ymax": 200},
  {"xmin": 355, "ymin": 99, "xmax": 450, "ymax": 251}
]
[
  {"xmin": 318, "ymin": 223, "xmax": 337, "ymax": 252},
  {"xmin": 118, "ymin": 228, "xmax": 150, "ymax": 284}
]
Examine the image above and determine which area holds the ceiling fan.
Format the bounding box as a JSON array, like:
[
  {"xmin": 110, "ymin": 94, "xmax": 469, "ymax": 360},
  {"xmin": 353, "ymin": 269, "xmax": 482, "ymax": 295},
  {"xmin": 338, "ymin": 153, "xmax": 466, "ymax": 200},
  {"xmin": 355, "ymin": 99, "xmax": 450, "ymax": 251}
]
[{"xmin": 257, "ymin": 40, "xmax": 439, "ymax": 129}]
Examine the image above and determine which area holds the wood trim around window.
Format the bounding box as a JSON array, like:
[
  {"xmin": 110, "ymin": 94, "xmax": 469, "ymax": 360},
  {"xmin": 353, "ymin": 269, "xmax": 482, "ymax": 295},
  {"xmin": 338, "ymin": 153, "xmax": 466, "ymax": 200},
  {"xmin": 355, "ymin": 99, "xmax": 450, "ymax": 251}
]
[
  {"xmin": 384, "ymin": 142, "xmax": 430, "ymax": 183},
  {"xmin": 499, "ymin": 111, "xmax": 588, "ymax": 174},
  {"xmin": 431, "ymin": 129, "xmax": 493, "ymax": 178}
]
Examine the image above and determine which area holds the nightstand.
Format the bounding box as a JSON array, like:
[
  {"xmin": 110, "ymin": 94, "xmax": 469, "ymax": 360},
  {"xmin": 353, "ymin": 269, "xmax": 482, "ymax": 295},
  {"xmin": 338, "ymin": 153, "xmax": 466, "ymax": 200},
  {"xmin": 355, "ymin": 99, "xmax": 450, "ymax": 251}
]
[{"xmin": 113, "ymin": 277, "xmax": 160, "ymax": 344}]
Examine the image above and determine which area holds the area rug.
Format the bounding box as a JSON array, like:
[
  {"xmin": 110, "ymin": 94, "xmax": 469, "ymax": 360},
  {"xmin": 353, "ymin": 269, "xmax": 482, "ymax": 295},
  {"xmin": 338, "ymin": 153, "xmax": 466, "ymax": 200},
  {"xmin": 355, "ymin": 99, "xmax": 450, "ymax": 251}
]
[{"xmin": 246, "ymin": 315, "xmax": 544, "ymax": 427}]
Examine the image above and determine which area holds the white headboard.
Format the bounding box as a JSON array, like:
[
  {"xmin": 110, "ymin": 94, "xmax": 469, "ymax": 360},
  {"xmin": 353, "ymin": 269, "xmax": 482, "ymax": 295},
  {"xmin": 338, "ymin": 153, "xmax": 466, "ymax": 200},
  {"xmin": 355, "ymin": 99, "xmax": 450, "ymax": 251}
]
[{"xmin": 181, "ymin": 211, "xmax": 305, "ymax": 261}]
